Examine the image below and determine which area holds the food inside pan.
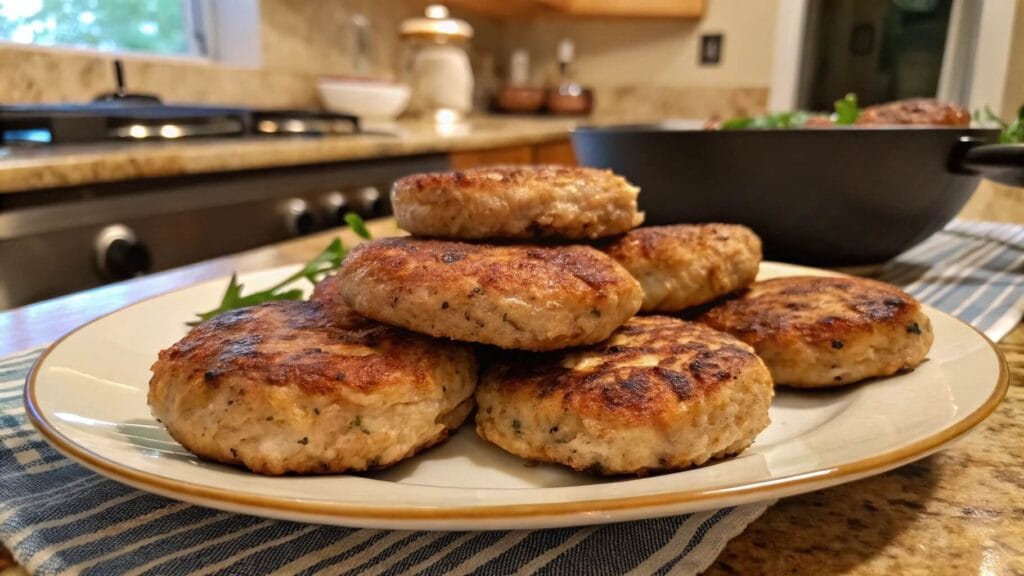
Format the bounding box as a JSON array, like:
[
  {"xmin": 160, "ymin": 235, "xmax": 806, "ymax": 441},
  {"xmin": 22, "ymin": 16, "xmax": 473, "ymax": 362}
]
[{"xmin": 705, "ymin": 94, "xmax": 976, "ymax": 130}]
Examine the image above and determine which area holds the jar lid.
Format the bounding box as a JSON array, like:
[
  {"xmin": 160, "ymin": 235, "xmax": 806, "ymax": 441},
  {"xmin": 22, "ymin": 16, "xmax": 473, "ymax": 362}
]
[{"xmin": 400, "ymin": 4, "xmax": 473, "ymax": 41}]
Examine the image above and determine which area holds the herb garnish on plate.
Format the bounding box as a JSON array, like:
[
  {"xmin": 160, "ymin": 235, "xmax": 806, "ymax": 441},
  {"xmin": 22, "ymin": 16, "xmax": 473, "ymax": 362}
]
[{"xmin": 189, "ymin": 213, "xmax": 372, "ymax": 325}]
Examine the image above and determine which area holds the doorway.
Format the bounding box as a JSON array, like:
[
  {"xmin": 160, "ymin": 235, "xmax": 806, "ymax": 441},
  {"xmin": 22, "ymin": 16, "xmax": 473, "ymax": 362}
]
[
  {"xmin": 769, "ymin": 0, "xmax": 1019, "ymax": 116},
  {"xmin": 803, "ymin": 0, "xmax": 953, "ymax": 109}
]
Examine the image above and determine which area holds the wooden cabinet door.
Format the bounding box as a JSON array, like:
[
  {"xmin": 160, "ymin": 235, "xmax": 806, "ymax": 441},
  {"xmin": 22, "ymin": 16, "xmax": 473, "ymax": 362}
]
[
  {"xmin": 534, "ymin": 139, "xmax": 578, "ymax": 166},
  {"xmin": 449, "ymin": 145, "xmax": 534, "ymax": 170},
  {"xmin": 446, "ymin": 0, "xmax": 704, "ymax": 18},
  {"xmin": 449, "ymin": 140, "xmax": 578, "ymax": 170}
]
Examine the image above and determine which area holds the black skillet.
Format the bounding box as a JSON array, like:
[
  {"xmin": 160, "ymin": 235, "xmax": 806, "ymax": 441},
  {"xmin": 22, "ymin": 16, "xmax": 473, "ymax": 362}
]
[{"xmin": 572, "ymin": 125, "xmax": 1024, "ymax": 265}]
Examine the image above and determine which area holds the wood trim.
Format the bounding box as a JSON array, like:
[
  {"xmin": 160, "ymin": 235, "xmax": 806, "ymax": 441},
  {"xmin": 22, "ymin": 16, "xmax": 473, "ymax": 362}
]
[
  {"xmin": 448, "ymin": 0, "xmax": 703, "ymax": 18},
  {"xmin": 533, "ymin": 138, "xmax": 578, "ymax": 165},
  {"xmin": 449, "ymin": 145, "xmax": 534, "ymax": 170},
  {"xmin": 538, "ymin": 0, "xmax": 704, "ymax": 18}
]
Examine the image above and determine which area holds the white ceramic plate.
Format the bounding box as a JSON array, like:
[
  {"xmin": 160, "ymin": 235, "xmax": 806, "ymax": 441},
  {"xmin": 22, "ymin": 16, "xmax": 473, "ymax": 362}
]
[{"xmin": 25, "ymin": 262, "xmax": 1007, "ymax": 530}]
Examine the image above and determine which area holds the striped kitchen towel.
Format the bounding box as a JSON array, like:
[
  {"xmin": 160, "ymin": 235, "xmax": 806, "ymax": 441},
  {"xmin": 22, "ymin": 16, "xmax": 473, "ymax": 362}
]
[
  {"xmin": 1, "ymin": 218, "xmax": 1022, "ymax": 576},
  {"xmin": 875, "ymin": 219, "xmax": 1024, "ymax": 341}
]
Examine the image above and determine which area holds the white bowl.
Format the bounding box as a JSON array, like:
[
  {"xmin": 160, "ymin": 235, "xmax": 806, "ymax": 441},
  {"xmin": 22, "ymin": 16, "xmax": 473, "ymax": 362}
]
[{"xmin": 317, "ymin": 78, "xmax": 411, "ymax": 120}]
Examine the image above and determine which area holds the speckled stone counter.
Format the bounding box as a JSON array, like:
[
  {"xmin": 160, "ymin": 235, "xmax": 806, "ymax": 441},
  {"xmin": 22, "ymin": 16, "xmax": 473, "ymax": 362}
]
[
  {"xmin": 707, "ymin": 325, "xmax": 1024, "ymax": 575},
  {"xmin": 0, "ymin": 116, "xmax": 589, "ymax": 194}
]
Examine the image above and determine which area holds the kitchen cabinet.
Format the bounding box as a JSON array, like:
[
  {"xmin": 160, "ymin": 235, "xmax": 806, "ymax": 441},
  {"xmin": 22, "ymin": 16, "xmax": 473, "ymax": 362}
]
[
  {"xmin": 450, "ymin": 145, "xmax": 534, "ymax": 170},
  {"xmin": 446, "ymin": 0, "xmax": 703, "ymax": 18},
  {"xmin": 449, "ymin": 139, "xmax": 578, "ymax": 170},
  {"xmin": 533, "ymin": 139, "xmax": 578, "ymax": 165},
  {"xmin": 539, "ymin": 0, "xmax": 704, "ymax": 18}
]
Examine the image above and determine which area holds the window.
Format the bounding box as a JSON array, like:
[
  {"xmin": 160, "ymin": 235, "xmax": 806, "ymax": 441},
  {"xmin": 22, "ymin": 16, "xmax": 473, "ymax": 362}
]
[{"xmin": 0, "ymin": 0, "xmax": 204, "ymax": 57}]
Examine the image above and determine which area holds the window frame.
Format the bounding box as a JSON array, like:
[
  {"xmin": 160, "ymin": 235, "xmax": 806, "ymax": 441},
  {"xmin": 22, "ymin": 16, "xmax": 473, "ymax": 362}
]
[{"xmin": 0, "ymin": 0, "xmax": 262, "ymax": 68}]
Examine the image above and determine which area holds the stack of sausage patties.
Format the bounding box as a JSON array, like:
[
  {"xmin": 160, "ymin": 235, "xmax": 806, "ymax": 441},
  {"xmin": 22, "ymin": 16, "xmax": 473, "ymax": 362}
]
[
  {"xmin": 322, "ymin": 165, "xmax": 775, "ymax": 476},
  {"xmin": 150, "ymin": 164, "xmax": 933, "ymax": 477}
]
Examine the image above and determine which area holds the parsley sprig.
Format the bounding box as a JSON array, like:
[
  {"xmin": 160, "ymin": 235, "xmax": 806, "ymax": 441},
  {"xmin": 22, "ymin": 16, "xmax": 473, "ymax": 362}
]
[
  {"xmin": 189, "ymin": 213, "xmax": 372, "ymax": 325},
  {"xmin": 977, "ymin": 105, "xmax": 1024, "ymax": 144},
  {"xmin": 720, "ymin": 93, "xmax": 859, "ymax": 129},
  {"xmin": 832, "ymin": 93, "xmax": 860, "ymax": 125}
]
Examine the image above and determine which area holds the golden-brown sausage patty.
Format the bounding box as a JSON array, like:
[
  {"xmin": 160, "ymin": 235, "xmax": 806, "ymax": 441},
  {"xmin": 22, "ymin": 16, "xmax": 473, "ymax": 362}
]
[
  {"xmin": 475, "ymin": 316, "xmax": 774, "ymax": 475},
  {"xmin": 603, "ymin": 224, "xmax": 761, "ymax": 312},
  {"xmin": 391, "ymin": 165, "xmax": 644, "ymax": 240},
  {"xmin": 309, "ymin": 272, "xmax": 366, "ymax": 327},
  {"xmin": 337, "ymin": 238, "xmax": 643, "ymax": 351},
  {"xmin": 698, "ymin": 276, "xmax": 933, "ymax": 387},
  {"xmin": 856, "ymin": 99, "xmax": 970, "ymax": 126},
  {"xmin": 149, "ymin": 300, "xmax": 477, "ymax": 475}
]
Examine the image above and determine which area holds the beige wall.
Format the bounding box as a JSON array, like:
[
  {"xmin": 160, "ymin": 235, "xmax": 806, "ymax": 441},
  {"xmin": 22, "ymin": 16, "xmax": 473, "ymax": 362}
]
[
  {"xmin": 467, "ymin": 0, "xmax": 777, "ymax": 117},
  {"xmin": 1002, "ymin": 0, "xmax": 1024, "ymax": 118},
  {"xmin": 496, "ymin": 0, "xmax": 779, "ymax": 89},
  {"xmin": 958, "ymin": 0, "xmax": 1024, "ymax": 223}
]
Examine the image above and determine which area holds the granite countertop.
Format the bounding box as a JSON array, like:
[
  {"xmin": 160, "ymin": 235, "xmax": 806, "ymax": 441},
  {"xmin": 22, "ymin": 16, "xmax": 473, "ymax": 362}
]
[
  {"xmin": 0, "ymin": 116, "xmax": 596, "ymax": 194},
  {"xmin": 710, "ymin": 328, "xmax": 1024, "ymax": 575}
]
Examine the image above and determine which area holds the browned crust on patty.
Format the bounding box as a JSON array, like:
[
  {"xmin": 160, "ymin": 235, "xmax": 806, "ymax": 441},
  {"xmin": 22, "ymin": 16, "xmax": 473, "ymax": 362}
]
[
  {"xmin": 483, "ymin": 316, "xmax": 764, "ymax": 425},
  {"xmin": 698, "ymin": 276, "xmax": 924, "ymax": 346},
  {"xmin": 602, "ymin": 223, "xmax": 762, "ymax": 311},
  {"xmin": 603, "ymin": 224, "xmax": 754, "ymax": 261},
  {"xmin": 398, "ymin": 165, "xmax": 622, "ymax": 195},
  {"xmin": 149, "ymin": 299, "xmax": 478, "ymax": 474},
  {"xmin": 337, "ymin": 238, "xmax": 643, "ymax": 350},
  {"xmin": 347, "ymin": 237, "xmax": 631, "ymax": 296},
  {"xmin": 856, "ymin": 99, "xmax": 970, "ymax": 126},
  {"xmin": 309, "ymin": 273, "xmax": 375, "ymax": 328},
  {"xmin": 391, "ymin": 164, "xmax": 643, "ymax": 239},
  {"xmin": 153, "ymin": 300, "xmax": 463, "ymax": 399}
]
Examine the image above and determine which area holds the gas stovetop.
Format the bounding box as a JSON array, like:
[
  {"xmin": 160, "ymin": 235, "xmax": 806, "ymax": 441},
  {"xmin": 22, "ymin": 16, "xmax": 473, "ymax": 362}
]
[
  {"xmin": 0, "ymin": 102, "xmax": 360, "ymax": 145},
  {"xmin": 0, "ymin": 61, "xmax": 362, "ymax": 145}
]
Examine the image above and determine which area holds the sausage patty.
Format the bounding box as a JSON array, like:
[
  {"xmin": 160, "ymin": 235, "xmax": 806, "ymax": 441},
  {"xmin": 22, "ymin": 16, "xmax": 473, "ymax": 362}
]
[
  {"xmin": 475, "ymin": 316, "xmax": 774, "ymax": 475},
  {"xmin": 391, "ymin": 165, "xmax": 644, "ymax": 240},
  {"xmin": 698, "ymin": 276, "xmax": 933, "ymax": 387},
  {"xmin": 337, "ymin": 238, "xmax": 643, "ymax": 351},
  {"xmin": 603, "ymin": 224, "xmax": 762, "ymax": 312},
  {"xmin": 856, "ymin": 99, "xmax": 970, "ymax": 126},
  {"xmin": 149, "ymin": 300, "xmax": 478, "ymax": 475}
]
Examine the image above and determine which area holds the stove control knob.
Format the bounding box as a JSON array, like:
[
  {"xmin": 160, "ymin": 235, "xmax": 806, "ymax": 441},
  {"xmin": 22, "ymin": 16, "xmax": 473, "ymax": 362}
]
[
  {"xmin": 320, "ymin": 191, "xmax": 349, "ymax": 226},
  {"xmin": 348, "ymin": 186, "xmax": 383, "ymax": 218},
  {"xmin": 94, "ymin": 224, "xmax": 152, "ymax": 281},
  {"xmin": 284, "ymin": 198, "xmax": 318, "ymax": 237}
]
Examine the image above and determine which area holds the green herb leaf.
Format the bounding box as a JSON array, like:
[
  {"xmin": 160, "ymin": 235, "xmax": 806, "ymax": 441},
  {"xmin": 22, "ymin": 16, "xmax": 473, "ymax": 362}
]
[
  {"xmin": 981, "ymin": 106, "xmax": 1024, "ymax": 144},
  {"xmin": 345, "ymin": 212, "xmax": 371, "ymax": 239},
  {"xmin": 188, "ymin": 213, "xmax": 374, "ymax": 325},
  {"xmin": 786, "ymin": 110, "xmax": 811, "ymax": 127},
  {"xmin": 980, "ymin": 106, "xmax": 1007, "ymax": 128},
  {"xmin": 999, "ymin": 105, "xmax": 1024, "ymax": 144},
  {"xmin": 833, "ymin": 93, "xmax": 859, "ymax": 125},
  {"xmin": 720, "ymin": 117, "xmax": 754, "ymax": 130},
  {"xmin": 720, "ymin": 111, "xmax": 811, "ymax": 130},
  {"xmin": 1002, "ymin": 119, "xmax": 1024, "ymax": 144}
]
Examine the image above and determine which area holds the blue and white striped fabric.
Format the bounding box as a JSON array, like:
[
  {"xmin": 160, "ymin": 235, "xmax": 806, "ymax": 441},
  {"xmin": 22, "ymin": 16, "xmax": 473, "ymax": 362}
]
[
  {"xmin": 875, "ymin": 219, "xmax": 1024, "ymax": 340},
  {"xmin": 2, "ymin": 219, "xmax": 1022, "ymax": 576}
]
